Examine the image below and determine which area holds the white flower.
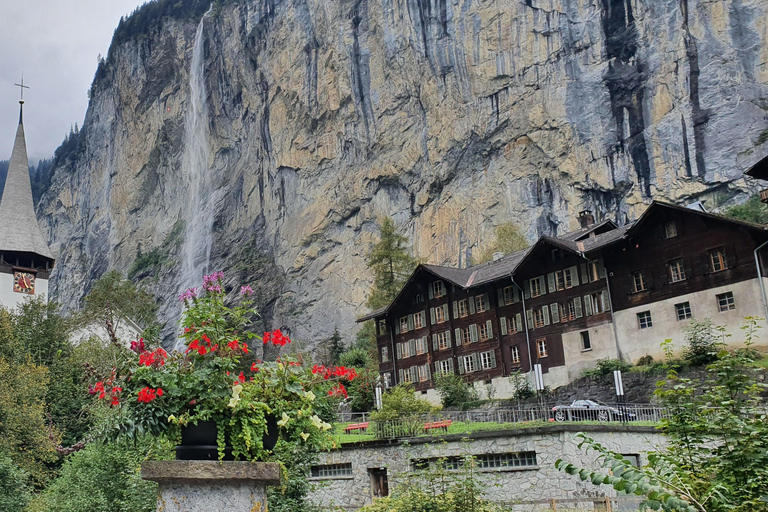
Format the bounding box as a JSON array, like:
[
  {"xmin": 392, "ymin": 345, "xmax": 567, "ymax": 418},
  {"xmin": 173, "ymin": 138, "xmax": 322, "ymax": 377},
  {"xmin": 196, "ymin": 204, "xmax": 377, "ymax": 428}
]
[
  {"xmin": 310, "ymin": 415, "xmax": 323, "ymax": 429},
  {"xmin": 300, "ymin": 432, "xmax": 310, "ymax": 442},
  {"xmin": 321, "ymin": 421, "xmax": 332, "ymax": 431},
  {"xmin": 304, "ymin": 391, "xmax": 316, "ymax": 402},
  {"xmin": 277, "ymin": 412, "xmax": 291, "ymax": 427},
  {"xmin": 228, "ymin": 384, "xmax": 243, "ymax": 408}
]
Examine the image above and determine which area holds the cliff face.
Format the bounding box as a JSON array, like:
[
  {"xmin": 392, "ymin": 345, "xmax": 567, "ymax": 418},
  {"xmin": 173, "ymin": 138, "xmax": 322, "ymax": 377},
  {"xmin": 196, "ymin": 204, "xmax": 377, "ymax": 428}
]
[{"xmin": 38, "ymin": 0, "xmax": 768, "ymax": 346}]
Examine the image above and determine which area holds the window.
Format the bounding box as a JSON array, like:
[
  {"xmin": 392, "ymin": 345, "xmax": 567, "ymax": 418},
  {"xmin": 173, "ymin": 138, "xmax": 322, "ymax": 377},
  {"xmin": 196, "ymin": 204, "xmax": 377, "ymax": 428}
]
[
  {"xmin": 378, "ymin": 320, "xmax": 387, "ymax": 335},
  {"xmin": 399, "ymin": 316, "xmax": 409, "ymax": 333},
  {"xmin": 587, "ymin": 262, "xmax": 600, "ymax": 282},
  {"xmin": 717, "ymin": 291, "xmax": 735, "ymax": 312},
  {"xmin": 637, "ymin": 311, "xmax": 653, "ymax": 329},
  {"xmin": 413, "ymin": 311, "xmax": 424, "ymax": 329},
  {"xmin": 668, "ymin": 259, "xmax": 686, "ymax": 282},
  {"xmin": 622, "ymin": 454, "xmax": 640, "ymax": 468},
  {"xmin": 554, "ymin": 268, "xmax": 576, "ymax": 290},
  {"xmin": 555, "ymin": 270, "xmax": 566, "ymax": 290},
  {"xmin": 381, "ymin": 346, "xmax": 389, "ymax": 362},
  {"xmin": 479, "ymin": 322, "xmax": 490, "ymax": 341},
  {"xmin": 536, "ymin": 339, "xmax": 548, "ymax": 358},
  {"xmin": 457, "ymin": 299, "xmax": 468, "ymax": 317},
  {"xmin": 510, "ymin": 345, "xmax": 521, "ymax": 364},
  {"xmin": 508, "ymin": 315, "xmax": 520, "ymax": 333},
  {"xmin": 311, "ymin": 463, "xmax": 352, "ymax": 478},
  {"xmin": 532, "ymin": 309, "xmax": 545, "ymax": 328},
  {"xmin": 561, "ymin": 301, "xmax": 576, "ymax": 322},
  {"xmin": 480, "ymin": 350, "xmax": 496, "ymax": 370},
  {"xmin": 580, "ymin": 331, "xmax": 591, "ymax": 351},
  {"xmin": 675, "ymin": 302, "xmax": 692, "ymax": 321},
  {"xmin": 709, "ymin": 248, "xmax": 727, "ymax": 272},
  {"xmin": 383, "ymin": 373, "xmax": 392, "ymax": 387},
  {"xmin": 438, "ymin": 359, "xmax": 453, "ymax": 375},
  {"xmin": 460, "ymin": 327, "xmax": 471, "ymax": 345},
  {"xmin": 664, "ymin": 221, "xmax": 678, "ymax": 239},
  {"xmin": 435, "ymin": 306, "xmax": 446, "ymax": 323},
  {"xmin": 436, "ymin": 331, "xmax": 450, "ymax": 350},
  {"xmin": 418, "ymin": 364, "xmax": 430, "ymax": 382},
  {"xmin": 475, "ymin": 294, "xmax": 488, "ymax": 313},
  {"xmin": 632, "ymin": 271, "xmax": 646, "ymax": 292},
  {"xmin": 432, "ymin": 281, "xmax": 445, "ymax": 298},
  {"xmin": 463, "ymin": 354, "xmax": 478, "ymax": 373},
  {"xmin": 503, "ymin": 286, "xmax": 516, "ymax": 305},
  {"xmin": 586, "ymin": 291, "xmax": 608, "ymax": 315},
  {"xmin": 415, "ymin": 337, "xmax": 428, "ymax": 355},
  {"xmin": 476, "ymin": 452, "xmax": 537, "ymax": 469},
  {"xmin": 530, "ymin": 278, "xmax": 543, "ymax": 297},
  {"xmin": 402, "ymin": 367, "xmax": 413, "ymax": 383}
]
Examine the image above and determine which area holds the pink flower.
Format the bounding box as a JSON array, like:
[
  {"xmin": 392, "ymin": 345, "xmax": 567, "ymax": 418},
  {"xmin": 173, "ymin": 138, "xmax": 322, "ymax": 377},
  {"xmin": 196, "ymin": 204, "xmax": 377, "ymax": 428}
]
[
  {"xmin": 240, "ymin": 285, "xmax": 253, "ymax": 296},
  {"xmin": 178, "ymin": 288, "xmax": 199, "ymax": 302}
]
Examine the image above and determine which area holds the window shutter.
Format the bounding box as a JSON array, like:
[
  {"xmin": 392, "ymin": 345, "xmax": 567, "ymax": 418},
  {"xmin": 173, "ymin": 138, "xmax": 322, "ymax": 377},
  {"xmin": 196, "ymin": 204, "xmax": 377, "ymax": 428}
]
[
  {"xmin": 442, "ymin": 303, "xmax": 449, "ymax": 321},
  {"xmin": 601, "ymin": 290, "xmax": 609, "ymax": 311},
  {"xmin": 580, "ymin": 263, "xmax": 588, "ymax": 283},
  {"xmin": 446, "ymin": 330, "xmax": 452, "ymax": 348},
  {"xmin": 513, "ymin": 286, "xmax": 520, "ymax": 302},
  {"xmin": 597, "ymin": 258, "xmax": 606, "ymax": 279},
  {"xmin": 526, "ymin": 309, "xmax": 533, "ymax": 328},
  {"xmin": 583, "ymin": 295, "xmax": 593, "ymax": 316},
  {"xmin": 409, "ymin": 339, "xmax": 416, "ymax": 355},
  {"xmin": 486, "ymin": 319, "xmax": 493, "ymax": 338},
  {"xmin": 410, "ymin": 367, "xmax": 417, "ymax": 382},
  {"xmin": 458, "ymin": 357, "xmax": 465, "ymax": 374},
  {"xmin": 524, "ymin": 279, "xmax": 531, "ymax": 299},
  {"xmin": 455, "ymin": 328, "xmax": 462, "ymax": 346},
  {"xmin": 547, "ymin": 273, "xmax": 556, "ymax": 293},
  {"xmin": 516, "ymin": 313, "xmax": 522, "ymax": 332},
  {"xmin": 420, "ymin": 310, "xmax": 426, "ymax": 325},
  {"xmin": 425, "ymin": 364, "xmax": 431, "ymax": 380},
  {"xmin": 447, "ymin": 358, "xmax": 454, "ymax": 374},
  {"xmin": 430, "ymin": 308, "xmax": 436, "ymax": 325},
  {"xmin": 500, "ymin": 316, "xmax": 508, "ymax": 335},
  {"xmin": 432, "ymin": 334, "xmax": 439, "ymax": 351},
  {"xmin": 539, "ymin": 275, "xmax": 547, "ymax": 295},
  {"xmin": 469, "ymin": 297, "xmax": 476, "ymax": 315},
  {"xmin": 550, "ymin": 303, "xmax": 559, "ymax": 323},
  {"xmin": 429, "ymin": 284, "xmax": 434, "ymax": 299},
  {"xmin": 469, "ymin": 324, "xmax": 479, "ymax": 343},
  {"xmin": 435, "ymin": 361, "xmax": 441, "ymax": 374},
  {"xmin": 490, "ymin": 351, "xmax": 497, "ymax": 368},
  {"xmin": 483, "ymin": 293, "xmax": 490, "ymax": 309},
  {"xmin": 395, "ymin": 321, "xmax": 400, "ymax": 334},
  {"xmin": 398, "ymin": 369, "xmax": 404, "ymax": 382},
  {"xmin": 569, "ymin": 266, "xmax": 579, "ymax": 286},
  {"xmin": 407, "ymin": 314, "xmax": 414, "ymax": 331},
  {"xmin": 542, "ymin": 306, "xmax": 550, "ymax": 326},
  {"xmin": 396, "ymin": 343, "xmax": 402, "ymax": 359},
  {"xmin": 574, "ymin": 297, "xmax": 583, "ymax": 318},
  {"xmin": 453, "ymin": 301, "xmax": 459, "ymax": 318},
  {"xmin": 473, "ymin": 353, "xmax": 480, "ymax": 371},
  {"xmin": 497, "ymin": 288, "xmax": 505, "ymax": 307}
]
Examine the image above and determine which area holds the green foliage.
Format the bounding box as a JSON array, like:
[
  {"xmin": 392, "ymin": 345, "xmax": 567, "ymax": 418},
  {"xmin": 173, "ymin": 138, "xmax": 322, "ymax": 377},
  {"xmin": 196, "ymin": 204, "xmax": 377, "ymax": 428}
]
[
  {"xmin": 266, "ymin": 441, "xmax": 322, "ymax": 512},
  {"xmin": 0, "ymin": 455, "xmax": 30, "ymax": 512},
  {"xmin": 339, "ymin": 347, "xmax": 377, "ymax": 412},
  {"xmin": 27, "ymin": 439, "xmax": 161, "ymax": 512},
  {"xmin": 434, "ymin": 373, "xmax": 480, "ymax": 410},
  {"xmin": 327, "ymin": 327, "xmax": 344, "ymax": 366},
  {"xmin": 367, "ymin": 217, "xmax": 417, "ymax": 309},
  {"xmin": 723, "ymin": 194, "xmax": 768, "ymax": 225},
  {"xmin": 580, "ymin": 358, "xmax": 631, "ymax": 378},
  {"xmin": 508, "ymin": 370, "xmax": 534, "ymax": 402},
  {"xmin": 682, "ymin": 318, "xmax": 727, "ymax": 366},
  {"xmin": 128, "ymin": 247, "xmax": 166, "ymax": 279},
  {"xmin": 636, "ymin": 354, "xmax": 654, "ymax": 366},
  {"xmin": 471, "ymin": 222, "xmax": 528, "ymax": 265},
  {"xmin": 370, "ymin": 384, "xmax": 435, "ymax": 421}
]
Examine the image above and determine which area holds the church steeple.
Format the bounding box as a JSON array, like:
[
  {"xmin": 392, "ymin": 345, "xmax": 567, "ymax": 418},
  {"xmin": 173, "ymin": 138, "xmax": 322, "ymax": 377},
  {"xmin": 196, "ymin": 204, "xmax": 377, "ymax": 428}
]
[{"xmin": 0, "ymin": 98, "xmax": 55, "ymax": 263}]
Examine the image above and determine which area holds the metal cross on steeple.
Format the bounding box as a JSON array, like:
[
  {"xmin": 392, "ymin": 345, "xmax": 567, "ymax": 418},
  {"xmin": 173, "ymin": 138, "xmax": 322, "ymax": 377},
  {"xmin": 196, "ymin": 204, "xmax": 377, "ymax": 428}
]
[{"xmin": 14, "ymin": 75, "xmax": 29, "ymax": 101}]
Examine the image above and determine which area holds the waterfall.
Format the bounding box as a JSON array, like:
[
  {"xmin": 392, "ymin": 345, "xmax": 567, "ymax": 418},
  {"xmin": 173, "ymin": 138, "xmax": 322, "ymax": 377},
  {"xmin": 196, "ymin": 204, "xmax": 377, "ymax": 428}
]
[{"xmin": 179, "ymin": 7, "xmax": 214, "ymax": 294}]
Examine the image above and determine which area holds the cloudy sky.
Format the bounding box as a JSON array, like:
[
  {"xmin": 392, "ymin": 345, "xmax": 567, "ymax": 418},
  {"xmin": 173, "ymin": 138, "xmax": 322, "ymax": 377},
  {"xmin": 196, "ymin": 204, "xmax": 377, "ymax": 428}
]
[{"xmin": 0, "ymin": 0, "xmax": 143, "ymax": 162}]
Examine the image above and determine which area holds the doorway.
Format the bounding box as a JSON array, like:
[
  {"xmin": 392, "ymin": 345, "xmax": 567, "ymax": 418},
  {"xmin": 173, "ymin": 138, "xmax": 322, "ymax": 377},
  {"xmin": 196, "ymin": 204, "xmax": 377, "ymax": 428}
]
[{"xmin": 368, "ymin": 467, "xmax": 388, "ymax": 498}]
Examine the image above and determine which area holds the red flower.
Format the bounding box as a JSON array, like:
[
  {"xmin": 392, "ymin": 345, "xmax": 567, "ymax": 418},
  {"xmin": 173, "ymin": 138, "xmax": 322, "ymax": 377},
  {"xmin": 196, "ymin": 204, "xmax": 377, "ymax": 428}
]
[
  {"xmin": 137, "ymin": 387, "xmax": 159, "ymax": 403},
  {"xmin": 130, "ymin": 338, "xmax": 147, "ymax": 354},
  {"xmin": 238, "ymin": 371, "xmax": 246, "ymax": 383},
  {"xmin": 157, "ymin": 388, "xmax": 164, "ymax": 397},
  {"xmin": 328, "ymin": 383, "xmax": 348, "ymax": 398},
  {"xmin": 111, "ymin": 397, "xmax": 120, "ymax": 406},
  {"xmin": 250, "ymin": 362, "xmax": 259, "ymax": 372}
]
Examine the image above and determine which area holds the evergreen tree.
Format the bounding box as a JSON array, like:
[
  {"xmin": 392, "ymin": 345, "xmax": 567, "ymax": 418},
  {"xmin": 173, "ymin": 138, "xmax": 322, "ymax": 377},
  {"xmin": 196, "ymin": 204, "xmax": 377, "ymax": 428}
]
[
  {"xmin": 724, "ymin": 194, "xmax": 768, "ymax": 225},
  {"xmin": 327, "ymin": 327, "xmax": 344, "ymax": 366},
  {"xmin": 366, "ymin": 217, "xmax": 416, "ymax": 309}
]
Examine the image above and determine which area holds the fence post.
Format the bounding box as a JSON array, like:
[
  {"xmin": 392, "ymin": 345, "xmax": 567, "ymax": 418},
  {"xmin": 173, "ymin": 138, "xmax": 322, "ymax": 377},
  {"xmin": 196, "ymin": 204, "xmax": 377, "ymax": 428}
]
[{"xmin": 549, "ymin": 498, "xmax": 557, "ymax": 511}]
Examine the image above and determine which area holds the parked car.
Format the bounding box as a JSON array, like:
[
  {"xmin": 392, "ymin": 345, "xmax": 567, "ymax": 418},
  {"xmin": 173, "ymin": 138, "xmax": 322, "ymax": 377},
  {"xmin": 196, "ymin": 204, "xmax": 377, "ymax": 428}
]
[{"xmin": 551, "ymin": 400, "xmax": 636, "ymax": 422}]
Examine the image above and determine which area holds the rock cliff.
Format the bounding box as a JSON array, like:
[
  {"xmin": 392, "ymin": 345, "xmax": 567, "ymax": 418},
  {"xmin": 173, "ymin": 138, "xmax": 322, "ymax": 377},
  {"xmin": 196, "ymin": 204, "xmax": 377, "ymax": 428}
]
[{"xmin": 37, "ymin": 0, "xmax": 768, "ymax": 346}]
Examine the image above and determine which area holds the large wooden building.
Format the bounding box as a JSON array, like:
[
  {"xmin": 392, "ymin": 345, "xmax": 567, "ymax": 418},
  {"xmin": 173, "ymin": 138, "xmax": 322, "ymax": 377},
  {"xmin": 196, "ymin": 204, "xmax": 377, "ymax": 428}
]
[{"xmin": 358, "ymin": 200, "xmax": 768, "ymax": 400}]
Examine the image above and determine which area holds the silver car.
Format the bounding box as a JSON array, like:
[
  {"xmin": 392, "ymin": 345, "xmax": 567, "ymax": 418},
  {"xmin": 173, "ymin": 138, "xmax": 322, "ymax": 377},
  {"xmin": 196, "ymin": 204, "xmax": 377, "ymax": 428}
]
[{"xmin": 551, "ymin": 400, "xmax": 635, "ymax": 422}]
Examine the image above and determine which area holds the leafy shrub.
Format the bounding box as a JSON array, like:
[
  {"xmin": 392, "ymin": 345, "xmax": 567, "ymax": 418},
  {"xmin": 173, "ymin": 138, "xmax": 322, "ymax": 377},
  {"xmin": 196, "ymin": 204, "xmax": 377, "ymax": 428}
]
[
  {"xmin": 683, "ymin": 319, "xmax": 727, "ymax": 366},
  {"xmin": 434, "ymin": 373, "xmax": 480, "ymax": 410},
  {"xmin": 370, "ymin": 384, "xmax": 435, "ymax": 421},
  {"xmin": 581, "ymin": 358, "xmax": 631, "ymax": 378},
  {"xmin": 636, "ymin": 354, "xmax": 654, "ymax": 366},
  {"xmin": 0, "ymin": 455, "xmax": 30, "ymax": 512}
]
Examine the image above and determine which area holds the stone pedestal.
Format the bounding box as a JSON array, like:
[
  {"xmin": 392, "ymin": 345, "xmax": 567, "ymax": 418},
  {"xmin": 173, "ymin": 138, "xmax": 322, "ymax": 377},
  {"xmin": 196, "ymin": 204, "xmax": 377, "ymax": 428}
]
[{"xmin": 141, "ymin": 460, "xmax": 281, "ymax": 512}]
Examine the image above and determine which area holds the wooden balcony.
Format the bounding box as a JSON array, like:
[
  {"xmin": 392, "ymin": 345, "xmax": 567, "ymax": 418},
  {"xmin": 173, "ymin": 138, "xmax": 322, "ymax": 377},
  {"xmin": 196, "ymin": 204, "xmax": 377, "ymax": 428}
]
[{"xmin": 760, "ymin": 189, "xmax": 768, "ymax": 204}]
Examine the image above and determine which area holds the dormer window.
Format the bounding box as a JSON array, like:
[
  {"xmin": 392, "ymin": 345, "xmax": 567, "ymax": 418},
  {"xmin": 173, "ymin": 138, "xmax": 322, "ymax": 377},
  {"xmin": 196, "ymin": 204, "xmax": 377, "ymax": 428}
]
[
  {"xmin": 432, "ymin": 281, "xmax": 446, "ymax": 298},
  {"xmin": 664, "ymin": 221, "xmax": 678, "ymax": 239}
]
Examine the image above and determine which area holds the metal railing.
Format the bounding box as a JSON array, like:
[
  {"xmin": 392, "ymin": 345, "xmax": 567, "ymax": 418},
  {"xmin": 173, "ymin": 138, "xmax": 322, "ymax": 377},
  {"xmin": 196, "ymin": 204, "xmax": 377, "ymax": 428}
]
[{"xmin": 336, "ymin": 403, "xmax": 670, "ymax": 440}]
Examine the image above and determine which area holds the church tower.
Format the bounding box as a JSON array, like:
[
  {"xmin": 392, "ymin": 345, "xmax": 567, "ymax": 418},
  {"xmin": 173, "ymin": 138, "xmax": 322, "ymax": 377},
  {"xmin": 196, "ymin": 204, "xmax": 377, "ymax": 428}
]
[{"xmin": 0, "ymin": 94, "xmax": 55, "ymax": 308}]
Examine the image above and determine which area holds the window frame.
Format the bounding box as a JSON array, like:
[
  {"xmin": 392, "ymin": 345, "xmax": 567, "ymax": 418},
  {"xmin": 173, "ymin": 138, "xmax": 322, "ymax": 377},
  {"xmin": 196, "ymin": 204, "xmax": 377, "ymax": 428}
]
[
  {"xmin": 717, "ymin": 291, "xmax": 735, "ymax": 312},
  {"xmin": 418, "ymin": 364, "xmax": 430, "ymax": 382},
  {"xmin": 381, "ymin": 346, "xmax": 389, "ymax": 362},
  {"xmin": 413, "ymin": 311, "xmax": 424, "ymax": 329},
  {"xmin": 310, "ymin": 463, "xmax": 353, "ymax": 478},
  {"xmin": 709, "ymin": 248, "xmax": 727, "ymax": 272},
  {"xmin": 479, "ymin": 322, "xmax": 489, "ymax": 341},
  {"xmin": 533, "ymin": 309, "xmax": 545, "ymax": 328},
  {"xmin": 536, "ymin": 338, "xmax": 548, "ymax": 358},
  {"xmin": 668, "ymin": 258, "xmax": 686, "ymax": 283},
  {"xmin": 475, "ymin": 294, "xmax": 488, "ymax": 313},
  {"xmin": 664, "ymin": 221, "xmax": 678, "ymax": 239},
  {"xmin": 503, "ymin": 286, "xmax": 515, "ymax": 305},
  {"xmin": 415, "ymin": 337, "xmax": 427, "ymax": 355},
  {"xmin": 580, "ymin": 331, "xmax": 592, "ymax": 352},
  {"xmin": 460, "ymin": 327, "xmax": 471, "ymax": 345},
  {"xmin": 675, "ymin": 302, "xmax": 692, "ymax": 321},
  {"xmin": 432, "ymin": 281, "xmax": 446, "ymax": 298},
  {"xmin": 463, "ymin": 354, "xmax": 477, "ymax": 373},
  {"xmin": 435, "ymin": 306, "xmax": 446, "ymax": 323},
  {"xmin": 637, "ymin": 311, "xmax": 653, "ymax": 329},
  {"xmin": 632, "ymin": 270, "xmax": 646, "ymax": 292},
  {"xmin": 480, "ymin": 351, "xmax": 495, "ymax": 370},
  {"xmin": 439, "ymin": 359, "xmax": 453, "ymax": 375},
  {"xmin": 510, "ymin": 345, "xmax": 521, "ymax": 364},
  {"xmin": 457, "ymin": 299, "xmax": 469, "ymax": 317},
  {"xmin": 530, "ymin": 278, "xmax": 543, "ymax": 297},
  {"xmin": 399, "ymin": 316, "xmax": 409, "ymax": 333},
  {"xmin": 436, "ymin": 331, "xmax": 450, "ymax": 350}
]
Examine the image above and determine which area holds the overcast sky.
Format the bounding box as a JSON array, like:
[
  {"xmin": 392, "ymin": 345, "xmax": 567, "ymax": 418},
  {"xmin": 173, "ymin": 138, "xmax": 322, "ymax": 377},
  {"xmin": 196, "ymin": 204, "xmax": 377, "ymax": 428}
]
[{"xmin": 0, "ymin": 0, "xmax": 144, "ymax": 162}]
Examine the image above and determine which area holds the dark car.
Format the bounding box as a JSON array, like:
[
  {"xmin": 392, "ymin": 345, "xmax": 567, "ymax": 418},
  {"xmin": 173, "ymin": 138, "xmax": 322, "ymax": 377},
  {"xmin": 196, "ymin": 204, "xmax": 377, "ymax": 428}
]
[{"xmin": 551, "ymin": 400, "xmax": 636, "ymax": 422}]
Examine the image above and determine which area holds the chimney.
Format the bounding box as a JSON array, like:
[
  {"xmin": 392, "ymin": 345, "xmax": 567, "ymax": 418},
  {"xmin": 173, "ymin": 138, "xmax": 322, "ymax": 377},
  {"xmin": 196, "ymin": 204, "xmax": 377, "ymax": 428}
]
[
  {"xmin": 578, "ymin": 210, "xmax": 595, "ymax": 229},
  {"xmin": 492, "ymin": 252, "xmax": 504, "ymax": 262}
]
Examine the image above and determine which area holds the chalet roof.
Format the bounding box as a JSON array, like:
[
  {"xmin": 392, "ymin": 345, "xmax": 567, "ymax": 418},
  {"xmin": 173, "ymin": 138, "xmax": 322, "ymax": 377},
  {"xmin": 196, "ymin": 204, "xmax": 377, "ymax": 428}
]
[
  {"xmin": 0, "ymin": 104, "xmax": 55, "ymax": 261},
  {"xmin": 745, "ymin": 154, "xmax": 768, "ymax": 181},
  {"xmin": 631, "ymin": 200, "xmax": 768, "ymax": 234},
  {"xmin": 558, "ymin": 219, "xmax": 619, "ymax": 241}
]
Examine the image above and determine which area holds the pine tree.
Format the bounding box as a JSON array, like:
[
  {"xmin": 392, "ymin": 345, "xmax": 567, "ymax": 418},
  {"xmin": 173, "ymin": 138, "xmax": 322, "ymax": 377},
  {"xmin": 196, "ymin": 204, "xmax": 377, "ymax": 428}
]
[
  {"xmin": 328, "ymin": 327, "xmax": 344, "ymax": 366},
  {"xmin": 366, "ymin": 217, "xmax": 416, "ymax": 309}
]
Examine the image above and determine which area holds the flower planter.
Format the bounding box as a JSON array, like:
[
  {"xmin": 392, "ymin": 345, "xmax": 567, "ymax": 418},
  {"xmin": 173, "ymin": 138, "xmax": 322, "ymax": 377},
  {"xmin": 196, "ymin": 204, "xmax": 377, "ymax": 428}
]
[{"xmin": 175, "ymin": 416, "xmax": 279, "ymax": 461}]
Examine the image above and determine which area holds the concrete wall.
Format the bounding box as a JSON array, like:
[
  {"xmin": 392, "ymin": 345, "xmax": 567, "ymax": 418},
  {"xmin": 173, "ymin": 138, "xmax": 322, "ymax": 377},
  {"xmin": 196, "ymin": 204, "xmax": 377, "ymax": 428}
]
[
  {"xmin": 0, "ymin": 272, "xmax": 48, "ymax": 309},
  {"xmin": 613, "ymin": 278, "xmax": 768, "ymax": 364},
  {"xmin": 309, "ymin": 426, "xmax": 664, "ymax": 510},
  {"xmin": 562, "ymin": 323, "xmax": 617, "ymax": 383}
]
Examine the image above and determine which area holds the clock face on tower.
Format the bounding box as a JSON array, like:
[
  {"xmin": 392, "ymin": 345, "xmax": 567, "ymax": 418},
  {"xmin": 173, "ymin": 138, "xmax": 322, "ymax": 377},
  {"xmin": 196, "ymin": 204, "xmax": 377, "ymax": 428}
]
[{"xmin": 13, "ymin": 271, "xmax": 35, "ymax": 295}]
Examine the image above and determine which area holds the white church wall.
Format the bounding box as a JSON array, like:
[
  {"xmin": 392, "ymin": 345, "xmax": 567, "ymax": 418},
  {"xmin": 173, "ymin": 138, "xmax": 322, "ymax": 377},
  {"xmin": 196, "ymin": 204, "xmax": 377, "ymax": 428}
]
[{"xmin": 0, "ymin": 273, "xmax": 48, "ymax": 310}]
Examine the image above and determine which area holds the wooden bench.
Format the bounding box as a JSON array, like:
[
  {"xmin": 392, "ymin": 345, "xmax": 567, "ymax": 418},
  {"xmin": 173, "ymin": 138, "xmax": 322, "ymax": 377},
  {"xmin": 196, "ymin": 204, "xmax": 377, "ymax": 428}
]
[
  {"xmin": 424, "ymin": 420, "xmax": 452, "ymax": 433},
  {"xmin": 344, "ymin": 422, "xmax": 369, "ymax": 433}
]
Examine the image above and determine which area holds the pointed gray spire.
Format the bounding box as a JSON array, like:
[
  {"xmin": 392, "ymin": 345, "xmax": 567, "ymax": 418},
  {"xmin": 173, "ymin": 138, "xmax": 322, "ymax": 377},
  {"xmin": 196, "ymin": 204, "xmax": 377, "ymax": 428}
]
[{"xmin": 0, "ymin": 103, "xmax": 55, "ymax": 261}]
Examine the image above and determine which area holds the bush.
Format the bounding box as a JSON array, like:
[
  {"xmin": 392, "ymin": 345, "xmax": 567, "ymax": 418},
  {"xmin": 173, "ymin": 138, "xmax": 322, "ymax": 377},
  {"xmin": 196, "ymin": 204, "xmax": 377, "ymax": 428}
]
[
  {"xmin": 0, "ymin": 455, "xmax": 30, "ymax": 512},
  {"xmin": 370, "ymin": 384, "xmax": 435, "ymax": 422},
  {"xmin": 683, "ymin": 319, "xmax": 726, "ymax": 366},
  {"xmin": 636, "ymin": 355, "xmax": 654, "ymax": 366},
  {"xmin": 434, "ymin": 373, "xmax": 480, "ymax": 410},
  {"xmin": 581, "ymin": 358, "xmax": 631, "ymax": 378}
]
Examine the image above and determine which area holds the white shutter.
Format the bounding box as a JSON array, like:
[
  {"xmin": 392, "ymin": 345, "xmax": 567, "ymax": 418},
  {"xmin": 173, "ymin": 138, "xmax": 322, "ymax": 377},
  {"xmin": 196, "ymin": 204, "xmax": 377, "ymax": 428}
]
[
  {"xmin": 486, "ymin": 319, "xmax": 493, "ymax": 338},
  {"xmin": 569, "ymin": 266, "xmax": 579, "ymax": 286},
  {"xmin": 547, "ymin": 273, "xmax": 556, "ymax": 293},
  {"xmin": 409, "ymin": 339, "xmax": 416, "ymax": 355},
  {"xmin": 497, "ymin": 288, "xmax": 505, "ymax": 307},
  {"xmin": 524, "ymin": 280, "xmax": 530, "ymax": 299},
  {"xmin": 500, "ymin": 316, "xmax": 508, "ymax": 335},
  {"xmin": 410, "ymin": 367, "xmax": 417, "ymax": 382},
  {"xmin": 396, "ymin": 343, "xmax": 402, "ymax": 359},
  {"xmin": 398, "ymin": 369, "xmax": 404, "ymax": 382},
  {"xmin": 483, "ymin": 293, "xmax": 490, "ymax": 310},
  {"xmin": 447, "ymin": 358, "xmax": 454, "ymax": 374},
  {"xmin": 516, "ymin": 313, "xmax": 522, "ymax": 332},
  {"xmin": 472, "ymin": 353, "xmax": 480, "ymax": 371},
  {"xmin": 469, "ymin": 324, "xmax": 479, "ymax": 343},
  {"xmin": 469, "ymin": 297, "xmax": 476, "ymax": 314},
  {"xmin": 430, "ymin": 308, "xmax": 436, "ymax": 325},
  {"xmin": 550, "ymin": 303, "xmax": 560, "ymax": 323},
  {"xmin": 420, "ymin": 310, "xmax": 426, "ymax": 325},
  {"xmin": 601, "ymin": 290, "xmax": 610, "ymax": 312},
  {"xmin": 538, "ymin": 276, "xmax": 547, "ymax": 295},
  {"xmin": 455, "ymin": 328, "xmax": 462, "ymax": 346},
  {"xmin": 407, "ymin": 314, "xmax": 414, "ymax": 331},
  {"xmin": 526, "ymin": 309, "xmax": 533, "ymax": 328},
  {"xmin": 432, "ymin": 334, "xmax": 439, "ymax": 351},
  {"xmin": 442, "ymin": 304, "xmax": 449, "ymax": 321},
  {"xmin": 597, "ymin": 258, "xmax": 607, "ymax": 278},
  {"xmin": 574, "ymin": 297, "xmax": 583, "ymax": 318},
  {"xmin": 490, "ymin": 351, "xmax": 497, "ymax": 368},
  {"xmin": 513, "ymin": 286, "xmax": 520, "ymax": 303},
  {"xmin": 453, "ymin": 301, "xmax": 459, "ymax": 318},
  {"xmin": 458, "ymin": 357, "xmax": 465, "ymax": 374},
  {"xmin": 429, "ymin": 284, "xmax": 434, "ymax": 299},
  {"xmin": 435, "ymin": 361, "xmax": 441, "ymax": 374},
  {"xmin": 583, "ymin": 295, "xmax": 593, "ymax": 316},
  {"xmin": 425, "ymin": 364, "xmax": 431, "ymax": 380},
  {"xmin": 580, "ymin": 263, "xmax": 589, "ymax": 283},
  {"xmin": 446, "ymin": 330, "xmax": 452, "ymax": 348},
  {"xmin": 542, "ymin": 306, "xmax": 550, "ymax": 326}
]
